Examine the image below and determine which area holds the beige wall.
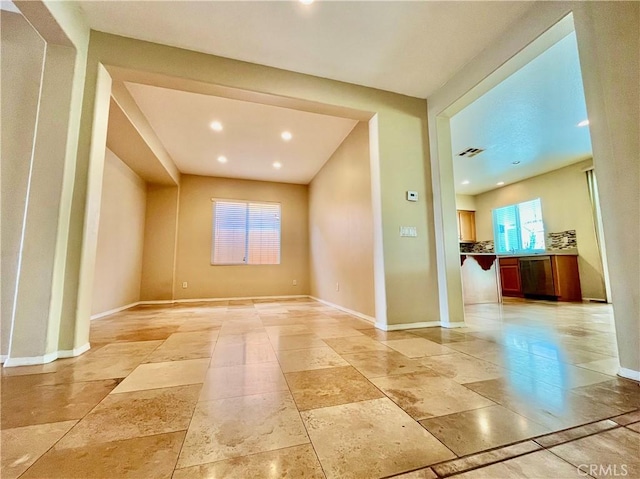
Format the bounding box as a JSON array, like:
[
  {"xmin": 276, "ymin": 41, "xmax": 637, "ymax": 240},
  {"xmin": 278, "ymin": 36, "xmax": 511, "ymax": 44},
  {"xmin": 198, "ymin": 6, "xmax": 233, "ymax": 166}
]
[
  {"xmin": 70, "ymin": 31, "xmax": 435, "ymax": 335},
  {"xmin": 309, "ymin": 122, "xmax": 375, "ymax": 317},
  {"xmin": 91, "ymin": 149, "xmax": 147, "ymax": 315},
  {"xmin": 140, "ymin": 184, "xmax": 179, "ymax": 301},
  {"xmin": 474, "ymin": 160, "xmax": 605, "ymax": 300},
  {"xmin": 455, "ymin": 195, "xmax": 476, "ymax": 211},
  {"xmin": 0, "ymin": 11, "xmax": 46, "ymax": 357},
  {"xmin": 574, "ymin": 2, "xmax": 639, "ymax": 374},
  {"xmin": 173, "ymin": 175, "xmax": 309, "ymax": 299}
]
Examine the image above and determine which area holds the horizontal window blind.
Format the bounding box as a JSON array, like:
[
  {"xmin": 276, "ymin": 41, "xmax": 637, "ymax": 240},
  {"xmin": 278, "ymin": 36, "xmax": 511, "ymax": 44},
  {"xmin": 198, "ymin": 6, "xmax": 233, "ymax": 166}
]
[
  {"xmin": 212, "ymin": 200, "xmax": 281, "ymax": 265},
  {"xmin": 492, "ymin": 198, "xmax": 545, "ymax": 254}
]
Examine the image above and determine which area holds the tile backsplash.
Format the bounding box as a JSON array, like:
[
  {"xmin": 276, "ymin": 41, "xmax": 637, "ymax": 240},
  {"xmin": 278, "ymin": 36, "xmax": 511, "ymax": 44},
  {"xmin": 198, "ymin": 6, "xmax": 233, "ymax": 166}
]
[
  {"xmin": 460, "ymin": 231, "xmax": 577, "ymax": 253},
  {"xmin": 547, "ymin": 230, "xmax": 577, "ymax": 250},
  {"xmin": 460, "ymin": 240, "xmax": 494, "ymax": 253}
]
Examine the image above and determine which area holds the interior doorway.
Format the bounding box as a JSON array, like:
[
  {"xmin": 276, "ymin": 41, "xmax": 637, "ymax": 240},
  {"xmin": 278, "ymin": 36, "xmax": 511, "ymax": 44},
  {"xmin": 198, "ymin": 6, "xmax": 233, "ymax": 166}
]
[{"xmin": 430, "ymin": 13, "xmax": 611, "ymax": 327}]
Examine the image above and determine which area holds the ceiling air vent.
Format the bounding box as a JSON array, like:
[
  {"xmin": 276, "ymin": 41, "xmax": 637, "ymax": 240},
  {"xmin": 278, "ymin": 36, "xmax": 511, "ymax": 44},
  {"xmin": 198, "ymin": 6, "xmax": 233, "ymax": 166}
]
[{"xmin": 457, "ymin": 147, "xmax": 485, "ymax": 158}]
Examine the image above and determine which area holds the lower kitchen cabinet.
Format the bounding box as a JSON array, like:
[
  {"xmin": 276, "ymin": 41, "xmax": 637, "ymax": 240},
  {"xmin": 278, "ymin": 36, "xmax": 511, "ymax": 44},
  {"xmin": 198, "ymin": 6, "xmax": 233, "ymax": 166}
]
[
  {"xmin": 498, "ymin": 257, "xmax": 522, "ymax": 297},
  {"xmin": 551, "ymin": 255, "xmax": 582, "ymax": 301},
  {"xmin": 499, "ymin": 255, "xmax": 582, "ymax": 302}
]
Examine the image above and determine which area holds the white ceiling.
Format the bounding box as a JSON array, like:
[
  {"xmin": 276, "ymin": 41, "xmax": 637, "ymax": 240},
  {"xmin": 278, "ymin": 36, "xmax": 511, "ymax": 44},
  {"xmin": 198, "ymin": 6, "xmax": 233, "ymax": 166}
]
[
  {"xmin": 125, "ymin": 82, "xmax": 358, "ymax": 184},
  {"xmin": 451, "ymin": 32, "xmax": 593, "ymax": 196},
  {"xmin": 78, "ymin": 1, "xmax": 533, "ymax": 99}
]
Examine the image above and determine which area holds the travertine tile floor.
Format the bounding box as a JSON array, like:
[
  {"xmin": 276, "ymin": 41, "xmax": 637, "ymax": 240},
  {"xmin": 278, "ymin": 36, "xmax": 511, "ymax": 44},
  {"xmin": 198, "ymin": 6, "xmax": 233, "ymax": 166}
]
[{"xmin": 2, "ymin": 298, "xmax": 639, "ymax": 478}]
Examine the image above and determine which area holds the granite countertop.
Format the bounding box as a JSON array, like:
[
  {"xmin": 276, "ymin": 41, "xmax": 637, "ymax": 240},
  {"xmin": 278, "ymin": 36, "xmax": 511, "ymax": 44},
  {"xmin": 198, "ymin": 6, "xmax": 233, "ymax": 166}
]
[{"xmin": 460, "ymin": 250, "xmax": 578, "ymax": 257}]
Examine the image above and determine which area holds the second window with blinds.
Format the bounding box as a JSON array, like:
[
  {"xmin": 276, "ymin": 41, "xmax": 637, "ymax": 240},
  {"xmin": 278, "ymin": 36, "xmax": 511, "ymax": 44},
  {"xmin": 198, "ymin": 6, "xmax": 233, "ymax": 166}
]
[{"xmin": 211, "ymin": 200, "xmax": 281, "ymax": 265}]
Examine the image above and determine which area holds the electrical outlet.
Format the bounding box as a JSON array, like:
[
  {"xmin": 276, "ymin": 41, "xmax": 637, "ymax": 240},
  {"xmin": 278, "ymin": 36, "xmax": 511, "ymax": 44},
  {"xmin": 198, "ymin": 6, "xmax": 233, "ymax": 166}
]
[
  {"xmin": 182, "ymin": 281, "xmax": 188, "ymax": 289},
  {"xmin": 293, "ymin": 279, "xmax": 298, "ymax": 286},
  {"xmin": 336, "ymin": 282, "xmax": 340, "ymax": 292}
]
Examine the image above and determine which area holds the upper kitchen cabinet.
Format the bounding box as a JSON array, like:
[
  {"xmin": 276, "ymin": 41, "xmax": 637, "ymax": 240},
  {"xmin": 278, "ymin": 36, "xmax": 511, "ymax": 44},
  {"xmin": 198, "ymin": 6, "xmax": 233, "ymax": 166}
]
[{"xmin": 457, "ymin": 210, "xmax": 476, "ymax": 243}]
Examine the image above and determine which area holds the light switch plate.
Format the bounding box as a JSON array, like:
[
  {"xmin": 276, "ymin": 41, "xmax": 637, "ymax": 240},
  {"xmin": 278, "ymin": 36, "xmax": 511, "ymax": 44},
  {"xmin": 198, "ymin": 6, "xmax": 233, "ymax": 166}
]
[{"xmin": 400, "ymin": 226, "xmax": 417, "ymax": 237}]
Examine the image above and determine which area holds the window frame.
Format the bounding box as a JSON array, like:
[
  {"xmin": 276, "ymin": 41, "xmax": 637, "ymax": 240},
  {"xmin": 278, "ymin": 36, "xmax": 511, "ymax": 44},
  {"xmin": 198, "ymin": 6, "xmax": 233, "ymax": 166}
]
[
  {"xmin": 492, "ymin": 197, "xmax": 546, "ymax": 254},
  {"xmin": 210, "ymin": 198, "xmax": 282, "ymax": 266}
]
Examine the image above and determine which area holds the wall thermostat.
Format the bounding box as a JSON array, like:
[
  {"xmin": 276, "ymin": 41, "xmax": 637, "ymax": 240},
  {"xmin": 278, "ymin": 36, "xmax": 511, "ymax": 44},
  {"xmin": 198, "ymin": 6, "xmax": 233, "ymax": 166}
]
[{"xmin": 406, "ymin": 191, "xmax": 418, "ymax": 202}]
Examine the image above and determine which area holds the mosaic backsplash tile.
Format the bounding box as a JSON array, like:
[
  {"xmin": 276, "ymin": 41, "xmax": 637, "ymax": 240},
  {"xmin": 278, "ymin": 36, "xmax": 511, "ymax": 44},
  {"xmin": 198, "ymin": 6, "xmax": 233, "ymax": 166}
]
[
  {"xmin": 548, "ymin": 230, "xmax": 577, "ymax": 250},
  {"xmin": 459, "ymin": 240, "xmax": 494, "ymax": 253}
]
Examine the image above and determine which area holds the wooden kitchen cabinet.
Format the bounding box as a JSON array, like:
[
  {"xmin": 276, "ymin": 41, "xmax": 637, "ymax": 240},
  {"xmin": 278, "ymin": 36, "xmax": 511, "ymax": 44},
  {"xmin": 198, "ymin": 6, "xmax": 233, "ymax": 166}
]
[
  {"xmin": 499, "ymin": 257, "xmax": 523, "ymax": 297},
  {"xmin": 499, "ymin": 254, "xmax": 582, "ymax": 301},
  {"xmin": 457, "ymin": 210, "xmax": 476, "ymax": 243},
  {"xmin": 551, "ymin": 255, "xmax": 582, "ymax": 301}
]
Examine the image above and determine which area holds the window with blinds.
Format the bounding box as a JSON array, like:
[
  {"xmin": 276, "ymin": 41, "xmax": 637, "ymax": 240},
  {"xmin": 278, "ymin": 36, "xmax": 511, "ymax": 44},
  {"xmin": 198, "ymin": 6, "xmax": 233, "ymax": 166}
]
[
  {"xmin": 211, "ymin": 200, "xmax": 281, "ymax": 265},
  {"xmin": 492, "ymin": 198, "xmax": 545, "ymax": 254}
]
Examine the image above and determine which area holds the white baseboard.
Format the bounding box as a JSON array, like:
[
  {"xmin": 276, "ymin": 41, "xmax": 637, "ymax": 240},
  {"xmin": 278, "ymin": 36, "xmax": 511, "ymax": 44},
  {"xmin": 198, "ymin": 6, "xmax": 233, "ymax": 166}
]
[
  {"xmin": 91, "ymin": 302, "xmax": 141, "ymax": 320},
  {"xmin": 170, "ymin": 295, "xmax": 309, "ymax": 304},
  {"xmin": 441, "ymin": 322, "xmax": 467, "ymax": 329},
  {"xmin": 3, "ymin": 342, "xmax": 92, "ymax": 368},
  {"xmin": 0, "ymin": 355, "xmax": 7, "ymax": 364},
  {"xmin": 381, "ymin": 321, "xmax": 442, "ymax": 332},
  {"xmin": 92, "ymin": 295, "xmax": 312, "ymax": 320},
  {"xmin": 308, "ymin": 296, "xmax": 375, "ymax": 324},
  {"xmin": 58, "ymin": 343, "xmax": 91, "ymax": 358},
  {"xmin": 618, "ymin": 367, "xmax": 640, "ymax": 381}
]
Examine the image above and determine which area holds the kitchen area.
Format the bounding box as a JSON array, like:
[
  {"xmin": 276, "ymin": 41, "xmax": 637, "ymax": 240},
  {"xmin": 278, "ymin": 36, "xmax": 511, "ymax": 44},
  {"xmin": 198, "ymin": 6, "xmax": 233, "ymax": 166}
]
[{"xmin": 449, "ymin": 30, "xmax": 608, "ymax": 307}]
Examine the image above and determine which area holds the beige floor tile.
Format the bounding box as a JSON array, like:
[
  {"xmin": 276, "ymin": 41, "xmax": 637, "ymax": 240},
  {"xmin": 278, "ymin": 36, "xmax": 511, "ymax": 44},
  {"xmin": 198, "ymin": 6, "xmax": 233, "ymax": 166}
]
[
  {"xmin": 172, "ymin": 444, "xmax": 325, "ymax": 479},
  {"xmin": 265, "ymin": 325, "xmax": 313, "ymax": 337},
  {"xmin": 576, "ymin": 357, "xmax": 620, "ymax": 376},
  {"xmin": 20, "ymin": 431, "xmax": 184, "ymax": 479},
  {"xmin": 324, "ymin": 335, "xmax": 391, "ymax": 354},
  {"xmin": 277, "ymin": 347, "xmax": 349, "ymax": 372},
  {"xmin": 534, "ymin": 419, "xmax": 618, "ymax": 448},
  {"xmin": 286, "ymin": 365, "xmax": 384, "ymax": 410},
  {"xmin": 210, "ymin": 342, "xmax": 277, "ymax": 367},
  {"xmin": 145, "ymin": 336, "xmax": 216, "ymax": 363},
  {"xmin": 372, "ymin": 373, "xmax": 495, "ymax": 419},
  {"xmin": 382, "ymin": 338, "xmax": 455, "ymax": 358},
  {"xmin": 342, "ymin": 350, "xmax": 434, "ymax": 378},
  {"xmin": 56, "ymin": 385, "xmax": 200, "ymax": 447},
  {"xmin": 551, "ymin": 428, "xmax": 640, "ymax": 479},
  {"xmin": 627, "ymin": 422, "xmax": 640, "ymax": 433},
  {"xmin": 407, "ymin": 328, "xmax": 470, "ymax": 344},
  {"xmin": 432, "ymin": 441, "xmax": 541, "ymax": 477},
  {"xmin": 359, "ymin": 329, "xmax": 419, "ymax": 341},
  {"xmin": 497, "ymin": 352, "xmax": 614, "ymax": 389},
  {"xmin": 1, "ymin": 420, "xmax": 77, "ymax": 479},
  {"xmin": 420, "ymin": 405, "xmax": 550, "ymax": 456},
  {"xmin": 111, "ymin": 359, "xmax": 209, "ymax": 393},
  {"xmin": 449, "ymin": 450, "xmax": 583, "ymax": 478},
  {"xmin": 310, "ymin": 326, "xmax": 365, "ymax": 339},
  {"xmin": 199, "ymin": 362, "xmax": 288, "ymax": 401},
  {"xmin": 301, "ymin": 397, "xmax": 455, "ymax": 479},
  {"xmin": 421, "ymin": 353, "xmax": 505, "ymax": 384},
  {"xmin": 1, "ymin": 379, "xmax": 118, "ymax": 429},
  {"xmin": 215, "ymin": 330, "xmax": 270, "ymax": 346},
  {"xmin": 611, "ymin": 410, "xmax": 640, "ymax": 426},
  {"xmin": 392, "ymin": 468, "xmax": 438, "ymax": 479},
  {"xmin": 464, "ymin": 376, "xmax": 626, "ymax": 430},
  {"xmin": 269, "ymin": 333, "xmax": 327, "ymax": 350},
  {"xmin": 570, "ymin": 378, "xmax": 640, "ymax": 411},
  {"xmin": 177, "ymin": 391, "xmax": 309, "ymax": 468}
]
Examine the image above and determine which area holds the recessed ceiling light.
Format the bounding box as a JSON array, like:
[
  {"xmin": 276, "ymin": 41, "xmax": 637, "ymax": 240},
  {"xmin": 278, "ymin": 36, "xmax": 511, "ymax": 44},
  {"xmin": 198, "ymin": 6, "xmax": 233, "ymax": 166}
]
[
  {"xmin": 512, "ymin": 161, "xmax": 521, "ymax": 165},
  {"xmin": 281, "ymin": 131, "xmax": 292, "ymax": 141},
  {"xmin": 210, "ymin": 121, "xmax": 223, "ymax": 131},
  {"xmin": 577, "ymin": 119, "xmax": 589, "ymax": 127},
  {"xmin": 300, "ymin": 0, "xmax": 314, "ymax": 4},
  {"xmin": 461, "ymin": 180, "xmax": 470, "ymax": 185},
  {"xmin": 273, "ymin": 161, "xmax": 282, "ymax": 169},
  {"xmin": 217, "ymin": 156, "xmax": 227, "ymax": 163},
  {"xmin": 497, "ymin": 181, "xmax": 505, "ymax": 186}
]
